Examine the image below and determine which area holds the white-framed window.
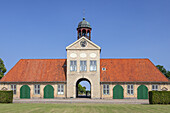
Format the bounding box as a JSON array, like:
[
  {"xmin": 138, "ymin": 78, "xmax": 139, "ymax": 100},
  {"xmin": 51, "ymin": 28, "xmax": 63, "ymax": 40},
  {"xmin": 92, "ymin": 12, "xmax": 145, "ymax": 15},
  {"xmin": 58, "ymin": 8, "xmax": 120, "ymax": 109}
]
[
  {"xmin": 103, "ymin": 84, "xmax": 109, "ymax": 95},
  {"xmin": 152, "ymin": 85, "xmax": 158, "ymax": 91},
  {"xmin": 80, "ymin": 61, "xmax": 87, "ymax": 72},
  {"xmin": 58, "ymin": 84, "xmax": 64, "ymax": 95},
  {"xmin": 11, "ymin": 84, "xmax": 16, "ymax": 95},
  {"xmin": 127, "ymin": 84, "xmax": 134, "ymax": 95},
  {"xmin": 34, "ymin": 84, "xmax": 40, "ymax": 94},
  {"xmin": 102, "ymin": 68, "xmax": 106, "ymax": 71},
  {"xmin": 70, "ymin": 60, "xmax": 77, "ymax": 72},
  {"xmin": 90, "ymin": 60, "xmax": 97, "ymax": 71}
]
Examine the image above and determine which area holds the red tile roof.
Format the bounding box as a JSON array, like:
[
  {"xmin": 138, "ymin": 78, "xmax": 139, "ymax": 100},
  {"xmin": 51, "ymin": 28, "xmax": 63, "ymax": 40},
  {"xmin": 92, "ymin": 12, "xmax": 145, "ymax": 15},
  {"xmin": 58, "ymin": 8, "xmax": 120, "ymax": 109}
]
[
  {"xmin": 0, "ymin": 58, "xmax": 169, "ymax": 83},
  {"xmin": 0, "ymin": 59, "xmax": 66, "ymax": 82},
  {"xmin": 100, "ymin": 59, "xmax": 169, "ymax": 82}
]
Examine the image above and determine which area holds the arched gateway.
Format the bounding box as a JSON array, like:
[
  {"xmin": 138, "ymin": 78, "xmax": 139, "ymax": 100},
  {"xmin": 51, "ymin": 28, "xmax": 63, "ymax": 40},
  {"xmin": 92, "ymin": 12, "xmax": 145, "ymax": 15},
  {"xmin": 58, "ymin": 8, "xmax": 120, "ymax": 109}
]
[{"xmin": 76, "ymin": 78, "xmax": 91, "ymax": 98}]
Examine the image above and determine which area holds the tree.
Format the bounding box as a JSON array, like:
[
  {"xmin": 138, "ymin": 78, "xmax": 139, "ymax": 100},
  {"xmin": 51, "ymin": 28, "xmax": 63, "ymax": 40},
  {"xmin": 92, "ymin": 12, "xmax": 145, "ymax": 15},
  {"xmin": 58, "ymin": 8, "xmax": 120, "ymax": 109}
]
[
  {"xmin": 78, "ymin": 84, "xmax": 86, "ymax": 94},
  {"xmin": 156, "ymin": 65, "xmax": 167, "ymax": 75},
  {"xmin": 156, "ymin": 65, "xmax": 170, "ymax": 79},
  {"xmin": 0, "ymin": 58, "xmax": 7, "ymax": 79},
  {"xmin": 165, "ymin": 71, "xmax": 170, "ymax": 78}
]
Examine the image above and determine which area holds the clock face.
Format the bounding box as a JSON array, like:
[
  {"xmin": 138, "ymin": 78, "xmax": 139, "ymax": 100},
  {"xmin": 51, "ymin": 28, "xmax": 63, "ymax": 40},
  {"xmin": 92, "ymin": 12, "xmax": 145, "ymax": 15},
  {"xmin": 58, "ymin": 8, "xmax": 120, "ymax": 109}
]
[{"xmin": 80, "ymin": 40, "xmax": 87, "ymax": 47}]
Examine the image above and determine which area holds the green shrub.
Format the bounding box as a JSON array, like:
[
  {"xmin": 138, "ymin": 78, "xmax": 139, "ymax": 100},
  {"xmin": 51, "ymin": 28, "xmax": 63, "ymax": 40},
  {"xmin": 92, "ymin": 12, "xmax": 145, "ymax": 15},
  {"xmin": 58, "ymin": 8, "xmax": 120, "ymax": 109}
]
[
  {"xmin": 149, "ymin": 91, "xmax": 170, "ymax": 104},
  {"xmin": 0, "ymin": 90, "xmax": 13, "ymax": 103}
]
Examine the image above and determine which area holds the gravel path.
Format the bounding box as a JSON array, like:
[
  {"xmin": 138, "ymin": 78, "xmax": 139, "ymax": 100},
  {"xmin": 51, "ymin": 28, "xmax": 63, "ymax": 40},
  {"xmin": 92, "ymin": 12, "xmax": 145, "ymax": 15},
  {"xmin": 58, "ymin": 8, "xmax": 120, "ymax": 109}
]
[{"xmin": 13, "ymin": 98, "xmax": 149, "ymax": 104}]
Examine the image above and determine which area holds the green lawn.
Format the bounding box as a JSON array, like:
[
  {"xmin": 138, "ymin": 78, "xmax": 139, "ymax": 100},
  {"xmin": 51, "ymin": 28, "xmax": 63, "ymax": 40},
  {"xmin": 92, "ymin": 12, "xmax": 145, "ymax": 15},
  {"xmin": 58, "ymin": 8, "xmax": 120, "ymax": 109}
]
[{"xmin": 0, "ymin": 103, "xmax": 170, "ymax": 113}]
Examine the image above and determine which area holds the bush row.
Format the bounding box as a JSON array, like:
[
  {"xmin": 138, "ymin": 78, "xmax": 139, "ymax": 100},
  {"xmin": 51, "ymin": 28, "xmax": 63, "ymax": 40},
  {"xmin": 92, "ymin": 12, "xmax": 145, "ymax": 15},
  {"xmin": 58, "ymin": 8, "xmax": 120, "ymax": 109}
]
[
  {"xmin": 0, "ymin": 91, "xmax": 13, "ymax": 103},
  {"xmin": 149, "ymin": 91, "xmax": 170, "ymax": 104}
]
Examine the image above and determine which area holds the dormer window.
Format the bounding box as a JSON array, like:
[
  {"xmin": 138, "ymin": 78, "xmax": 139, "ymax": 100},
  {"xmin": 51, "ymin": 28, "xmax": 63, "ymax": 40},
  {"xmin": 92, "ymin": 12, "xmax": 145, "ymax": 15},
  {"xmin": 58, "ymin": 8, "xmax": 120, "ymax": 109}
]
[{"xmin": 102, "ymin": 68, "xmax": 106, "ymax": 71}]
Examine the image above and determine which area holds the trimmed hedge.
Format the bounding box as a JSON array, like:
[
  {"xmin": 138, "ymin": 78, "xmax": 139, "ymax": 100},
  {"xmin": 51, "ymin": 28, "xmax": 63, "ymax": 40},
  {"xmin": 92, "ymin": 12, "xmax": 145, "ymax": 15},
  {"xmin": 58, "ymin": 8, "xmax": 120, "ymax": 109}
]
[
  {"xmin": 0, "ymin": 91, "xmax": 13, "ymax": 103},
  {"xmin": 149, "ymin": 91, "xmax": 170, "ymax": 104}
]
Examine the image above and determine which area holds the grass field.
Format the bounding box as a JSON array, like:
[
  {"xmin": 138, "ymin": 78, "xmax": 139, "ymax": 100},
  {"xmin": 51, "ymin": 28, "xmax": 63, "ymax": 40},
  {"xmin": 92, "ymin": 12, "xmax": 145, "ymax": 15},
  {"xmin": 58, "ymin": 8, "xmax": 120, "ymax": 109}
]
[{"xmin": 0, "ymin": 103, "xmax": 170, "ymax": 113}]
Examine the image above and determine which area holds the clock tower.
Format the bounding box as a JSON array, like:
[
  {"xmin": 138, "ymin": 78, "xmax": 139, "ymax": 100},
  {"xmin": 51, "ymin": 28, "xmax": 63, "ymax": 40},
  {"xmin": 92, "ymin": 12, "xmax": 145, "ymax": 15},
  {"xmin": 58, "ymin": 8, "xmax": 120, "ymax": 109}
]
[{"xmin": 66, "ymin": 18, "xmax": 101, "ymax": 99}]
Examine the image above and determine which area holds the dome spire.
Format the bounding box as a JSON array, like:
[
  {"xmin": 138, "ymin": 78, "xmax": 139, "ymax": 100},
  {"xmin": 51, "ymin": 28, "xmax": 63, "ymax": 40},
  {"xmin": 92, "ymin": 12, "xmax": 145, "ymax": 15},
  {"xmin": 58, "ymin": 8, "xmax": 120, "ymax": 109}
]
[{"xmin": 83, "ymin": 9, "xmax": 85, "ymax": 20}]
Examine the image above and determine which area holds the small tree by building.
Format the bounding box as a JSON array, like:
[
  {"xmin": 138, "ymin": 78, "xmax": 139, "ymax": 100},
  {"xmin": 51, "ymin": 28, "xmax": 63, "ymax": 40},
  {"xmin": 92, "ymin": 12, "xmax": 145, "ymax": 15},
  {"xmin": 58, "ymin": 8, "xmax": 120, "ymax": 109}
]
[{"xmin": 0, "ymin": 58, "xmax": 7, "ymax": 79}]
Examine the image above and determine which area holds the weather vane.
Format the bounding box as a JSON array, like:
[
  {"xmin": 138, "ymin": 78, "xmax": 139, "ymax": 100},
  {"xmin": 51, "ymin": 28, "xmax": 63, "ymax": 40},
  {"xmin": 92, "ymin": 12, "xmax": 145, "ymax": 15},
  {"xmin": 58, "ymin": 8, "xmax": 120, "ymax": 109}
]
[{"xmin": 83, "ymin": 9, "xmax": 85, "ymax": 17}]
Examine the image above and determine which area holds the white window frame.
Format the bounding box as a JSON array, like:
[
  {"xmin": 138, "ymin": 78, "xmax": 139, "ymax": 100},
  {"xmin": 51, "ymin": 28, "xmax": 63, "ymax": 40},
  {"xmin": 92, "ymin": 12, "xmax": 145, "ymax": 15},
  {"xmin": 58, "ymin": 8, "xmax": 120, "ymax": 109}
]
[
  {"xmin": 34, "ymin": 84, "xmax": 40, "ymax": 95},
  {"xmin": 103, "ymin": 84, "xmax": 109, "ymax": 95},
  {"xmin": 90, "ymin": 60, "xmax": 97, "ymax": 71},
  {"xmin": 11, "ymin": 84, "xmax": 17, "ymax": 95},
  {"xmin": 70, "ymin": 60, "xmax": 77, "ymax": 72},
  {"xmin": 58, "ymin": 84, "xmax": 64, "ymax": 95},
  {"xmin": 127, "ymin": 84, "xmax": 134, "ymax": 95},
  {"xmin": 152, "ymin": 85, "xmax": 158, "ymax": 91},
  {"xmin": 80, "ymin": 60, "xmax": 87, "ymax": 72}
]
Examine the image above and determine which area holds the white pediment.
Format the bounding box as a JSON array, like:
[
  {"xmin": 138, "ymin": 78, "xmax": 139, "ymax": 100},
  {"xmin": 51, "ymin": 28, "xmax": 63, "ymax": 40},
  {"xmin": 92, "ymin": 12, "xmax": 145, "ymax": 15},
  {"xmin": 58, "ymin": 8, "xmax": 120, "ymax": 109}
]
[{"xmin": 66, "ymin": 37, "xmax": 101, "ymax": 50}]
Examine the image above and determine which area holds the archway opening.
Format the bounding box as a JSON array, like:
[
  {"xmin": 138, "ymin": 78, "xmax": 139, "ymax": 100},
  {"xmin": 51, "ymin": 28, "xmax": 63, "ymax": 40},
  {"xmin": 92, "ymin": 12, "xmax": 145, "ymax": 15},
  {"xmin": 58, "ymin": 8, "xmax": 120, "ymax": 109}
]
[
  {"xmin": 76, "ymin": 78, "xmax": 91, "ymax": 98},
  {"xmin": 82, "ymin": 29, "xmax": 86, "ymax": 36}
]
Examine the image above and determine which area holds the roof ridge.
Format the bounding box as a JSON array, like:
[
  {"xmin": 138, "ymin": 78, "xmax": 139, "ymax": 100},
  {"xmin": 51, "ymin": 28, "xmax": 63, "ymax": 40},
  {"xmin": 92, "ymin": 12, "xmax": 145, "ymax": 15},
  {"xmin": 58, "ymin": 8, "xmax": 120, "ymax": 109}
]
[
  {"xmin": 20, "ymin": 59, "xmax": 67, "ymax": 60},
  {"xmin": 100, "ymin": 58, "xmax": 149, "ymax": 60}
]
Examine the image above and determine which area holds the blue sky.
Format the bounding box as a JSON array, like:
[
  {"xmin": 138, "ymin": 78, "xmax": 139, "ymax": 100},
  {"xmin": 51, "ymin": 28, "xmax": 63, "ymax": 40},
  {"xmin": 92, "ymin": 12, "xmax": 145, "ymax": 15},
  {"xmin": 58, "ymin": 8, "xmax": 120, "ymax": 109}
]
[{"xmin": 0, "ymin": 0, "xmax": 170, "ymax": 90}]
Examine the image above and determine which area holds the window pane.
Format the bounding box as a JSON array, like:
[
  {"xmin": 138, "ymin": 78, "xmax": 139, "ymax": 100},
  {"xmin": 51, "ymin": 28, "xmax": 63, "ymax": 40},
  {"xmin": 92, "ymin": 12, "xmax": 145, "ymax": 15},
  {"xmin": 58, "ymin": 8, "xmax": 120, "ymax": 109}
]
[
  {"xmin": 11, "ymin": 85, "xmax": 13, "ymax": 89},
  {"xmin": 128, "ymin": 90, "xmax": 130, "ymax": 94},
  {"xmin": 94, "ymin": 61, "xmax": 97, "ymax": 65},
  {"xmin": 107, "ymin": 90, "xmax": 109, "ymax": 94},
  {"xmin": 131, "ymin": 85, "xmax": 133, "ymax": 89},
  {"xmin": 84, "ymin": 66, "xmax": 87, "ymax": 71},
  {"xmin": 14, "ymin": 90, "xmax": 16, "ymax": 94},
  {"xmin": 104, "ymin": 90, "xmax": 106, "ymax": 94},
  {"xmin": 107, "ymin": 85, "xmax": 109, "ymax": 89},
  {"xmin": 128, "ymin": 85, "xmax": 130, "ymax": 89},
  {"xmin": 156, "ymin": 85, "xmax": 158, "ymax": 89}
]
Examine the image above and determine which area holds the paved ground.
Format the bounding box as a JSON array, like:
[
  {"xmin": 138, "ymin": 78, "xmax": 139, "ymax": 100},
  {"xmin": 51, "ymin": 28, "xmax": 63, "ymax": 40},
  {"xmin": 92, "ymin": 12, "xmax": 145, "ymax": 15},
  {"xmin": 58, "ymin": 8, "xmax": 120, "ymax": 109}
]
[{"xmin": 13, "ymin": 98, "xmax": 149, "ymax": 104}]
